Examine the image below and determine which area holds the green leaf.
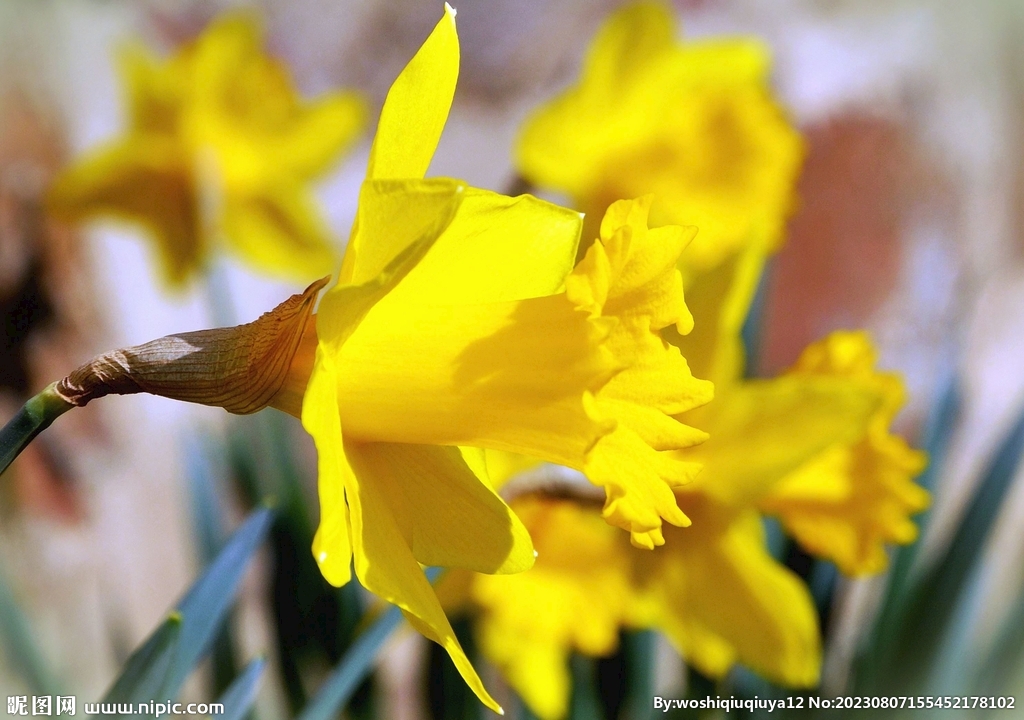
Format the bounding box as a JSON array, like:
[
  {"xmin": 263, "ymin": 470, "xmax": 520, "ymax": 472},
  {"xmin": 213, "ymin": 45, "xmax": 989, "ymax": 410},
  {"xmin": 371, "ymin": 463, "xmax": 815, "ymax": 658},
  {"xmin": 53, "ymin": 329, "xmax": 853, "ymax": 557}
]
[
  {"xmin": 569, "ymin": 655, "xmax": 604, "ymax": 720},
  {"xmin": 298, "ymin": 604, "xmax": 403, "ymax": 720},
  {"xmin": 100, "ymin": 508, "xmax": 274, "ymax": 704},
  {"xmin": 182, "ymin": 430, "xmax": 237, "ymax": 696},
  {"xmin": 299, "ymin": 568, "xmax": 443, "ymax": 720},
  {"xmin": 872, "ymin": 395, "xmax": 1024, "ymax": 694},
  {"xmin": 620, "ymin": 630, "xmax": 657, "ymax": 720},
  {"xmin": 937, "ymin": 403, "xmax": 1024, "ymax": 696},
  {"xmin": 166, "ymin": 507, "xmax": 274, "ymax": 694},
  {"xmin": 0, "ymin": 564, "xmax": 61, "ymax": 696},
  {"xmin": 216, "ymin": 658, "xmax": 266, "ymax": 720},
  {"xmin": 103, "ymin": 615, "xmax": 181, "ymax": 703}
]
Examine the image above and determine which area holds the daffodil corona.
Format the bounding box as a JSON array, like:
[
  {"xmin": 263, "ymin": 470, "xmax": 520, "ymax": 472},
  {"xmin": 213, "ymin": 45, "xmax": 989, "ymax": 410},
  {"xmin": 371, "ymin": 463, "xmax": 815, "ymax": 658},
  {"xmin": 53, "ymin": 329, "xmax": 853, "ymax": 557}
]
[{"xmin": 48, "ymin": 13, "xmax": 366, "ymax": 287}]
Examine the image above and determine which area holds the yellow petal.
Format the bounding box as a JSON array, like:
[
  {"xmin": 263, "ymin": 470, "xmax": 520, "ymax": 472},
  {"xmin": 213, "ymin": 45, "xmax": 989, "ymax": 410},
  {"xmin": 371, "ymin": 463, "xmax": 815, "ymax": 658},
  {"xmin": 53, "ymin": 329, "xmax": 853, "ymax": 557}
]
[
  {"xmin": 482, "ymin": 449, "xmax": 545, "ymax": 491},
  {"xmin": 221, "ymin": 184, "xmax": 339, "ymax": 282},
  {"xmin": 568, "ymin": 197, "xmax": 713, "ymax": 546},
  {"xmin": 579, "ymin": 2, "xmax": 675, "ymax": 99},
  {"xmin": 648, "ymin": 503, "xmax": 820, "ymax": 687},
  {"xmin": 324, "ymin": 178, "xmax": 466, "ymax": 345},
  {"xmin": 367, "ymin": 4, "xmax": 458, "ymax": 180},
  {"xmin": 57, "ymin": 10, "xmax": 365, "ymax": 289},
  {"xmin": 305, "ymin": 352, "xmax": 353, "ymax": 587},
  {"xmin": 761, "ymin": 331, "xmax": 930, "ymax": 574},
  {"xmin": 46, "ymin": 139, "xmax": 202, "ymax": 288},
  {"xmin": 117, "ymin": 43, "xmax": 184, "ymax": 135},
  {"xmin": 685, "ymin": 375, "xmax": 881, "ymax": 507},
  {"xmin": 275, "ymin": 92, "xmax": 368, "ymax": 178},
  {"xmin": 186, "ymin": 12, "xmax": 366, "ymax": 184},
  {"xmin": 383, "ymin": 188, "xmax": 583, "ymax": 306},
  {"xmin": 342, "ymin": 440, "xmax": 502, "ymax": 714},
  {"xmin": 345, "ymin": 442, "xmax": 534, "ymax": 574}
]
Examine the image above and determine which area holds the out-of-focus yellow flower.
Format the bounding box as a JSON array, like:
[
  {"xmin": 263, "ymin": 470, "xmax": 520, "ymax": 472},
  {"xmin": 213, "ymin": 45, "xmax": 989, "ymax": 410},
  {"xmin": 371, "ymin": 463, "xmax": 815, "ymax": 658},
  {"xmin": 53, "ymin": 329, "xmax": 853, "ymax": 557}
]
[
  {"xmin": 275, "ymin": 7, "xmax": 709, "ymax": 712},
  {"xmin": 761, "ymin": 332, "xmax": 929, "ymax": 575},
  {"xmin": 456, "ymin": 492, "xmax": 819, "ymax": 720},
  {"xmin": 48, "ymin": 12, "xmax": 365, "ymax": 288},
  {"xmin": 453, "ymin": 244, "xmax": 928, "ymax": 717},
  {"xmin": 516, "ymin": 1, "xmax": 803, "ymax": 274},
  {"xmin": 672, "ymin": 246, "xmax": 930, "ymax": 575}
]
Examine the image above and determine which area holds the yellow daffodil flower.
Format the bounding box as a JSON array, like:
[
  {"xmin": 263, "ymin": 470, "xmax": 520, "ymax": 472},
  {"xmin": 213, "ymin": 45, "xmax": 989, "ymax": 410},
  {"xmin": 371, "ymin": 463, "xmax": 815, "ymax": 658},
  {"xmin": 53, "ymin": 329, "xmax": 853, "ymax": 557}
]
[
  {"xmin": 33, "ymin": 7, "xmax": 712, "ymax": 710},
  {"xmin": 48, "ymin": 12, "xmax": 365, "ymax": 288},
  {"xmin": 516, "ymin": 1, "xmax": 803, "ymax": 274},
  {"xmin": 455, "ymin": 492, "xmax": 818, "ymax": 720},
  {"xmin": 280, "ymin": 7, "xmax": 710, "ymax": 711},
  {"xmin": 671, "ymin": 245, "xmax": 929, "ymax": 575}
]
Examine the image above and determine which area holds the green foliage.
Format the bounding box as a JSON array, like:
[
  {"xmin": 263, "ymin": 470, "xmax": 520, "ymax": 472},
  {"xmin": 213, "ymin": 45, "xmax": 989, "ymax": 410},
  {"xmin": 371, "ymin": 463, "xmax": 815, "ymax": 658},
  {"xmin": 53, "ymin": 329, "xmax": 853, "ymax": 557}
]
[
  {"xmin": 0, "ymin": 565, "xmax": 60, "ymax": 696},
  {"xmin": 216, "ymin": 658, "xmax": 266, "ymax": 720},
  {"xmin": 99, "ymin": 508, "xmax": 273, "ymax": 708}
]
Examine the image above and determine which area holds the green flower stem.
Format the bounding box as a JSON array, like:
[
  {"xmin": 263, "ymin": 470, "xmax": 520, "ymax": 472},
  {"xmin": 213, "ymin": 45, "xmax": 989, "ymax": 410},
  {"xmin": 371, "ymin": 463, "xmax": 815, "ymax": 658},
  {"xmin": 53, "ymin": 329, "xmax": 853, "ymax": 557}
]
[{"xmin": 0, "ymin": 383, "xmax": 74, "ymax": 477}]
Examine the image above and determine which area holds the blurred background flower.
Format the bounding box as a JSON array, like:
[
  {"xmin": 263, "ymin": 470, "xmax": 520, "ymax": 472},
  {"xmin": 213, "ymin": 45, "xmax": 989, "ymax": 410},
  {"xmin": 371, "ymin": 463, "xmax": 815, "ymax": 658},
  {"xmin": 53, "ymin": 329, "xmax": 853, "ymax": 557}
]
[{"xmin": 1, "ymin": 0, "xmax": 1024, "ymax": 719}]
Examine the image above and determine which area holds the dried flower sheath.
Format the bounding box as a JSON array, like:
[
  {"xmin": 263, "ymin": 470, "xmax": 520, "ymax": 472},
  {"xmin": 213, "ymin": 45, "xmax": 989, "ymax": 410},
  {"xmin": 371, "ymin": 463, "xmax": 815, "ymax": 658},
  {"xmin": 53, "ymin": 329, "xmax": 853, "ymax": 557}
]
[{"xmin": 53, "ymin": 277, "xmax": 327, "ymax": 414}]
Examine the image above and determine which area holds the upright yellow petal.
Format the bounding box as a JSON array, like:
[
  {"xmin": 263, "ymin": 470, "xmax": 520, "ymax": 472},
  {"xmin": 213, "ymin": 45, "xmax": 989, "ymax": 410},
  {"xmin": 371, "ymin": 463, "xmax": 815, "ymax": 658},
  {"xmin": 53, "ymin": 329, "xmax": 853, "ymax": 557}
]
[
  {"xmin": 366, "ymin": 4, "xmax": 458, "ymax": 181},
  {"xmin": 383, "ymin": 188, "xmax": 582, "ymax": 306},
  {"xmin": 579, "ymin": 2, "xmax": 675, "ymax": 101},
  {"xmin": 117, "ymin": 43, "xmax": 184, "ymax": 135}
]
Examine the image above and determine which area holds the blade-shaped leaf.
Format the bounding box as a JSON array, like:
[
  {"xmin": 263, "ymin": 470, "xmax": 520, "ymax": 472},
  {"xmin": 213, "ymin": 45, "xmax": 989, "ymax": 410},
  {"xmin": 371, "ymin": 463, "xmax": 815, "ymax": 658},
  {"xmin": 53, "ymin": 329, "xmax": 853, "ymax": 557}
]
[
  {"xmin": 166, "ymin": 507, "xmax": 274, "ymax": 694},
  {"xmin": 103, "ymin": 615, "xmax": 181, "ymax": 703},
  {"xmin": 100, "ymin": 508, "xmax": 273, "ymax": 705},
  {"xmin": 182, "ymin": 430, "xmax": 238, "ymax": 695},
  {"xmin": 298, "ymin": 605, "xmax": 403, "ymax": 720},
  {"xmin": 216, "ymin": 657, "xmax": 266, "ymax": 720},
  {"xmin": 873, "ymin": 397, "xmax": 1024, "ymax": 694},
  {"xmin": 955, "ymin": 406, "xmax": 1024, "ymax": 696},
  {"xmin": 0, "ymin": 564, "xmax": 61, "ymax": 696}
]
